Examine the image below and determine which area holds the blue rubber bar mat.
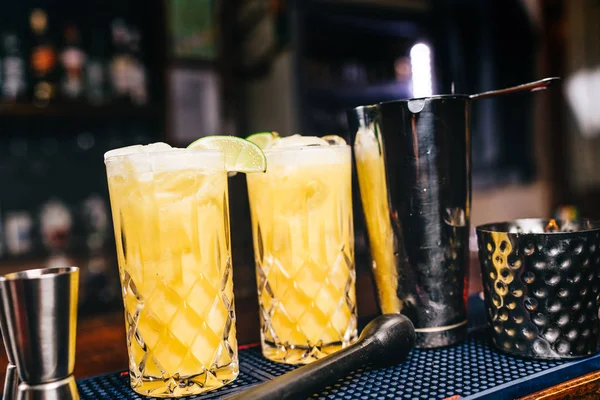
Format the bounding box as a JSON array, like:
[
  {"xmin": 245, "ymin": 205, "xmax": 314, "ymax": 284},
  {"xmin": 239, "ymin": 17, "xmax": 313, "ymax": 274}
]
[{"xmin": 77, "ymin": 295, "xmax": 600, "ymax": 400}]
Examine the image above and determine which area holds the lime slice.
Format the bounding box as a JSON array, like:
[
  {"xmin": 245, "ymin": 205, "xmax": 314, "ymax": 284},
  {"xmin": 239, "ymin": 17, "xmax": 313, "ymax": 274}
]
[
  {"xmin": 321, "ymin": 135, "xmax": 347, "ymax": 145},
  {"xmin": 188, "ymin": 135, "xmax": 267, "ymax": 173},
  {"xmin": 246, "ymin": 131, "xmax": 280, "ymax": 150}
]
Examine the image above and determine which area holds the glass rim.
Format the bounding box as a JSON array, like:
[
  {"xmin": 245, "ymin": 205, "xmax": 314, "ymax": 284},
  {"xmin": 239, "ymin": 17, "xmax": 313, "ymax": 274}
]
[
  {"xmin": 263, "ymin": 144, "xmax": 350, "ymax": 155},
  {"xmin": 104, "ymin": 148, "xmax": 223, "ymax": 163}
]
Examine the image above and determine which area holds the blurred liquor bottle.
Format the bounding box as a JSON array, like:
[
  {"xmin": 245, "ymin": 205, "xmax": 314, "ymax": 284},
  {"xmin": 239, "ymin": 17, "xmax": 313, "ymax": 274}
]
[
  {"xmin": 1, "ymin": 34, "xmax": 27, "ymax": 102},
  {"xmin": 37, "ymin": 124, "xmax": 77, "ymax": 266},
  {"xmin": 86, "ymin": 23, "xmax": 108, "ymax": 106},
  {"xmin": 38, "ymin": 135, "xmax": 59, "ymax": 215},
  {"xmin": 82, "ymin": 194, "xmax": 109, "ymax": 254},
  {"xmin": 127, "ymin": 24, "xmax": 148, "ymax": 106},
  {"xmin": 28, "ymin": 7, "xmax": 58, "ymax": 105},
  {"xmin": 59, "ymin": 23, "xmax": 86, "ymax": 101},
  {"xmin": 39, "ymin": 199, "xmax": 75, "ymax": 268},
  {"xmin": 4, "ymin": 211, "xmax": 33, "ymax": 257},
  {"xmin": 109, "ymin": 18, "xmax": 132, "ymax": 103},
  {"xmin": 4, "ymin": 136, "xmax": 35, "ymax": 257},
  {"xmin": 81, "ymin": 193, "xmax": 118, "ymax": 310},
  {"xmin": 1, "ymin": 3, "xmax": 27, "ymax": 102}
]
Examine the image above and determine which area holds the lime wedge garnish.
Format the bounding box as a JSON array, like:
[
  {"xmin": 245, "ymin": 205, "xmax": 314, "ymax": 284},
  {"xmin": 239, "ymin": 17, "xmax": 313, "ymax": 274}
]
[
  {"xmin": 321, "ymin": 135, "xmax": 347, "ymax": 145},
  {"xmin": 246, "ymin": 131, "xmax": 280, "ymax": 150},
  {"xmin": 188, "ymin": 136, "xmax": 267, "ymax": 173}
]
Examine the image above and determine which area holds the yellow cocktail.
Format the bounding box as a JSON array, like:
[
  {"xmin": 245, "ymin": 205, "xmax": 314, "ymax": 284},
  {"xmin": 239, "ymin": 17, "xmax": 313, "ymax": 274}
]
[
  {"xmin": 246, "ymin": 137, "xmax": 357, "ymax": 364},
  {"xmin": 105, "ymin": 144, "xmax": 238, "ymax": 397},
  {"xmin": 353, "ymin": 126, "xmax": 401, "ymax": 314}
]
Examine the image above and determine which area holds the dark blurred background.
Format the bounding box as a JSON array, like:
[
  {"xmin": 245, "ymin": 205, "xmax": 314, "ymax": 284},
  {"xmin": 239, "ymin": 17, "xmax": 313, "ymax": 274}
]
[{"xmin": 0, "ymin": 0, "xmax": 594, "ymax": 319}]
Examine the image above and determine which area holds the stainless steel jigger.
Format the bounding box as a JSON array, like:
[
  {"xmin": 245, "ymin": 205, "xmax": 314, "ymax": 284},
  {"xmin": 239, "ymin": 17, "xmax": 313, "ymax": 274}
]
[
  {"xmin": 0, "ymin": 289, "xmax": 19, "ymax": 400},
  {"xmin": 0, "ymin": 267, "xmax": 80, "ymax": 400}
]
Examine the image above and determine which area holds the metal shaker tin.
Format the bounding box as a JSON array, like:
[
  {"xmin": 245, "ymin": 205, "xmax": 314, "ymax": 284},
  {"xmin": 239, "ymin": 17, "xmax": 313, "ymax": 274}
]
[
  {"xmin": 348, "ymin": 96, "xmax": 471, "ymax": 348},
  {"xmin": 476, "ymin": 218, "xmax": 600, "ymax": 359}
]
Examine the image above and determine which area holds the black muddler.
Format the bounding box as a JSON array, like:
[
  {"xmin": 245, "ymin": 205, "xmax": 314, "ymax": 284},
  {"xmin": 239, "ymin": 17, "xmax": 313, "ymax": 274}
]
[{"xmin": 224, "ymin": 314, "xmax": 415, "ymax": 400}]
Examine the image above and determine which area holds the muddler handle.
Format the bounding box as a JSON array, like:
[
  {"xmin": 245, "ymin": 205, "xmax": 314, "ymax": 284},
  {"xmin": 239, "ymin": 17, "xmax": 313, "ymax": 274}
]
[{"xmin": 224, "ymin": 314, "xmax": 415, "ymax": 400}]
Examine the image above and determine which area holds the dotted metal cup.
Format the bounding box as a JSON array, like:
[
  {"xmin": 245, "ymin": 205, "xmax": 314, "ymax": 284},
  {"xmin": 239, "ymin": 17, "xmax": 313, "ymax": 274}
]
[{"xmin": 476, "ymin": 219, "xmax": 600, "ymax": 360}]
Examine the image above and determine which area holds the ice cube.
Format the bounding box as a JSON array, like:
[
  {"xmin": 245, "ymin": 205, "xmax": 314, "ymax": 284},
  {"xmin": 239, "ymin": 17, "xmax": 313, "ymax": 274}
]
[
  {"xmin": 104, "ymin": 142, "xmax": 172, "ymax": 161},
  {"xmin": 353, "ymin": 127, "xmax": 380, "ymax": 158},
  {"xmin": 151, "ymin": 148, "xmax": 225, "ymax": 173},
  {"xmin": 272, "ymin": 134, "xmax": 329, "ymax": 148},
  {"xmin": 144, "ymin": 142, "xmax": 172, "ymax": 152},
  {"xmin": 321, "ymin": 135, "xmax": 347, "ymax": 146},
  {"xmin": 104, "ymin": 145, "xmax": 143, "ymax": 161},
  {"xmin": 305, "ymin": 178, "xmax": 328, "ymax": 208}
]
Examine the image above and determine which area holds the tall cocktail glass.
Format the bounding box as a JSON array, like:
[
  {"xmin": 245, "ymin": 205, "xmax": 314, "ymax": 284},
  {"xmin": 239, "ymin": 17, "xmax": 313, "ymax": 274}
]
[
  {"xmin": 105, "ymin": 145, "xmax": 238, "ymax": 397},
  {"xmin": 246, "ymin": 143, "xmax": 357, "ymax": 364}
]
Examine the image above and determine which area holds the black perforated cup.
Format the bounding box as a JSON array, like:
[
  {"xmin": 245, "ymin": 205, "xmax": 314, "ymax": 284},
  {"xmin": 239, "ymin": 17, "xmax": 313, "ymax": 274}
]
[{"xmin": 476, "ymin": 219, "xmax": 600, "ymax": 360}]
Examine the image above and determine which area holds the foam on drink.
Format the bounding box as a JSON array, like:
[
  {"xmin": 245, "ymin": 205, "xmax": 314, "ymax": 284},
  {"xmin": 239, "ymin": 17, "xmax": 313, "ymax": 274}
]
[
  {"xmin": 264, "ymin": 135, "xmax": 349, "ymax": 168},
  {"xmin": 105, "ymin": 143, "xmax": 225, "ymax": 179}
]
